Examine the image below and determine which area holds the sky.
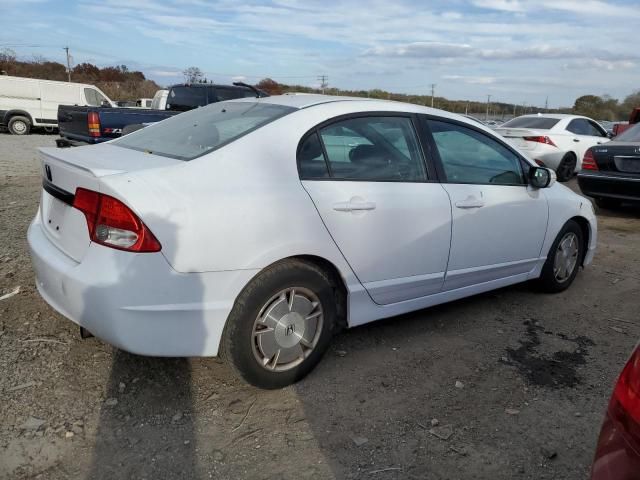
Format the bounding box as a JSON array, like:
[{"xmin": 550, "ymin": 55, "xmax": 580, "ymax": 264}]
[{"xmin": 1, "ymin": 0, "xmax": 639, "ymax": 107}]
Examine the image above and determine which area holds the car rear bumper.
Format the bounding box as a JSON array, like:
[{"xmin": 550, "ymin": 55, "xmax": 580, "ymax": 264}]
[
  {"xmin": 591, "ymin": 411, "xmax": 640, "ymax": 480},
  {"xmin": 577, "ymin": 172, "xmax": 640, "ymax": 201},
  {"xmin": 28, "ymin": 214, "xmax": 259, "ymax": 357}
]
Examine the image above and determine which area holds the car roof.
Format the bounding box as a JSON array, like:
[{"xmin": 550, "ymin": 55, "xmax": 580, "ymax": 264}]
[{"xmin": 514, "ymin": 113, "xmax": 590, "ymax": 120}]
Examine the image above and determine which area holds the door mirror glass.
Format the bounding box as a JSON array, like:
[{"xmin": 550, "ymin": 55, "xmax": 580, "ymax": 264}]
[{"xmin": 529, "ymin": 166, "xmax": 554, "ymax": 188}]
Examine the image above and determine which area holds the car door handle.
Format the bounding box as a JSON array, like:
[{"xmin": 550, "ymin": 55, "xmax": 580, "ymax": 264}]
[
  {"xmin": 455, "ymin": 197, "xmax": 485, "ymax": 209},
  {"xmin": 573, "ymin": 138, "xmax": 580, "ymax": 142},
  {"xmin": 333, "ymin": 201, "xmax": 376, "ymax": 212}
]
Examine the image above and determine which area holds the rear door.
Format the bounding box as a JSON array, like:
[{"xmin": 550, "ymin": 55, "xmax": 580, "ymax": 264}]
[
  {"xmin": 423, "ymin": 117, "xmax": 548, "ymax": 290},
  {"xmin": 300, "ymin": 114, "xmax": 452, "ymax": 305}
]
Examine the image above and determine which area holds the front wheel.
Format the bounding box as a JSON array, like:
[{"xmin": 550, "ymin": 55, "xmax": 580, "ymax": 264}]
[
  {"xmin": 556, "ymin": 153, "xmax": 576, "ymax": 182},
  {"xmin": 537, "ymin": 220, "xmax": 584, "ymax": 293},
  {"xmin": 221, "ymin": 259, "xmax": 338, "ymax": 389}
]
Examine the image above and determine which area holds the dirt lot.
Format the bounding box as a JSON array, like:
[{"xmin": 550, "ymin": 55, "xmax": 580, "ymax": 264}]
[{"xmin": 1, "ymin": 132, "xmax": 639, "ymax": 480}]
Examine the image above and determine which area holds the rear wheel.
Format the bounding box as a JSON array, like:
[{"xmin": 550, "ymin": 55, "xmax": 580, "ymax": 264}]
[
  {"xmin": 595, "ymin": 197, "xmax": 622, "ymax": 210},
  {"xmin": 8, "ymin": 116, "xmax": 31, "ymax": 135},
  {"xmin": 537, "ymin": 220, "xmax": 584, "ymax": 293},
  {"xmin": 221, "ymin": 259, "xmax": 338, "ymax": 389},
  {"xmin": 556, "ymin": 153, "xmax": 576, "ymax": 182}
]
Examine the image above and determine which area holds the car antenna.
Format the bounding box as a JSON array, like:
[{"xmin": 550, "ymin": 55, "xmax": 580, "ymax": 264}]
[{"xmin": 233, "ymin": 81, "xmax": 262, "ymax": 98}]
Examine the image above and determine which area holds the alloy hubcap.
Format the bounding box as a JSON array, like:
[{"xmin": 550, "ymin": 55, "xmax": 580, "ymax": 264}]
[
  {"xmin": 553, "ymin": 232, "xmax": 579, "ymax": 282},
  {"xmin": 252, "ymin": 287, "xmax": 323, "ymax": 372},
  {"xmin": 13, "ymin": 121, "xmax": 26, "ymax": 133}
]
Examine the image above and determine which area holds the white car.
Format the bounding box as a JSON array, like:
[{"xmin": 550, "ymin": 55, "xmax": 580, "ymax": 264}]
[
  {"xmin": 28, "ymin": 95, "xmax": 597, "ymax": 388},
  {"xmin": 495, "ymin": 114, "xmax": 610, "ymax": 182}
]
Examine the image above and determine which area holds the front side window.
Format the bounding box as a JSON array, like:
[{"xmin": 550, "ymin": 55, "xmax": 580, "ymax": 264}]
[
  {"xmin": 428, "ymin": 119, "xmax": 525, "ymax": 185},
  {"xmin": 114, "ymin": 102, "xmax": 294, "ymax": 160},
  {"xmin": 215, "ymin": 87, "xmax": 256, "ymax": 101},
  {"xmin": 587, "ymin": 120, "xmax": 607, "ymax": 137},
  {"xmin": 314, "ymin": 116, "xmax": 427, "ymax": 182}
]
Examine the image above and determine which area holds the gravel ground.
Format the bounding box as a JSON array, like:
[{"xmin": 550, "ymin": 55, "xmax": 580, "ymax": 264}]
[{"xmin": 1, "ymin": 132, "xmax": 639, "ymax": 480}]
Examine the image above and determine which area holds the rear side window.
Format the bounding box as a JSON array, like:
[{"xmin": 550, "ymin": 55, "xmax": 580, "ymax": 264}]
[
  {"xmin": 215, "ymin": 87, "xmax": 257, "ymax": 101},
  {"xmin": 501, "ymin": 117, "xmax": 560, "ymax": 129},
  {"xmin": 616, "ymin": 123, "xmax": 640, "ymax": 142},
  {"xmin": 167, "ymin": 86, "xmax": 207, "ymax": 111},
  {"xmin": 428, "ymin": 119, "xmax": 525, "ymax": 185},
  {"xmin": 114, "ymin": 102, "xmax": 295, "ymax": 160},
  {"xmin": 302, "ymin": 116, "xmax": 426, "ymax": 182}
]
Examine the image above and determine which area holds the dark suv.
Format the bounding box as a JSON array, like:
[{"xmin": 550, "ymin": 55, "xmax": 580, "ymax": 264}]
[{"xmin": 166, "ymin": 84, "xmax": 268, "ymax": 112}]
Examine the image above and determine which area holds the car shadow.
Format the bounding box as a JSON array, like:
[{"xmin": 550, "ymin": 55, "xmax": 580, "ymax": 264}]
[{"xmin": 84, "ymin": 216, "xmax": 203, "ymax": 480}]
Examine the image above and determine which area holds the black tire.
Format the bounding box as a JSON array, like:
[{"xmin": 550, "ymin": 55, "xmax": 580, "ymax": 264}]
[
  {"xmin": 595, "ymin": 197, "xmax": 621, "ymax": 210},
  {"xmin": 222, "ymin": 259, "xmax": 339, "ymax": 389},
  {"xmin": 8, "ymin": 116, "xmax": 31, "ymax": 135},
  {"xmin": 556, "ymin": 153, "xmax": 576, "ymax": 182},
  {"xmin": 537, "ymin": 220, "xmax": 584, "ymax": 293}
]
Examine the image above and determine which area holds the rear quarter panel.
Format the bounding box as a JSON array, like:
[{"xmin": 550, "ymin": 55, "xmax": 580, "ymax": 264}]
[{"xmin": 98, "ymin": 106, "xmax": 367, "ymax": 287}]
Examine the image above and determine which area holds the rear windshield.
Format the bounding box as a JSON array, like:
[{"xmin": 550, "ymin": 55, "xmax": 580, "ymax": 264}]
[
  {"xmin": 114, "ymin": 102, "xmax": 295, "ymax": 161},
  {"xmin": 616, "ymin": 123, "xmax": 640, "ymax": 142},
  {"xmin": 166, "ymin": 86, "xmax": 208, "ymax": 111},
  {"xmin": 215, "ymin": 87, "xmax": 258, "ymax": 101},
  {"xmin": 501, "ymin": 117, "xmax": 560, "ymax": 129}
]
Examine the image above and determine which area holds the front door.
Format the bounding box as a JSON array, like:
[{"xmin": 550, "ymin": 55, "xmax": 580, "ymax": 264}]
[
  {"xmin": 423, "ymin": 117, "xmax": 548, "ymax": 290},
  {"xmin": 298, "ymin": 115, "xmax": 452, "ymax": 305}
]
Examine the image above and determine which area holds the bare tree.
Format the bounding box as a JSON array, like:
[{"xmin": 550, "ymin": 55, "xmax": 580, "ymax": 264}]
[{"xmin": 183, "ymin": 66, "xmax": 203, "ymax": 83}]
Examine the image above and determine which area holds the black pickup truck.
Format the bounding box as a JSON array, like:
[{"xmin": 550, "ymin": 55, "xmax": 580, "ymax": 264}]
[{"xmin": 56, "ymin": 83, "xmax": 265, "ymax": 147}]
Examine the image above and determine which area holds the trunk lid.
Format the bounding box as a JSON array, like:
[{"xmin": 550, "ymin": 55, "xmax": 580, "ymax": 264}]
[
  {"xmin": 58, "ymin": 105, "xmax": 92, "ymax": 140},
  {"xmin": 495, "ymin": 127, "xmax": 547, "ymax": 151},
  {"xmin": 38, "ymin": 144, "xmax": 181, "ymax": 262},
  {"xmin": 591, "ymin": 143, "xmax": 640, "ymax": 174}
]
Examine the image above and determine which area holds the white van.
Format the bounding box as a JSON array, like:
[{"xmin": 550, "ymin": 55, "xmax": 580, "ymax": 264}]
[
  {"xmin": 150, "ymin": 89, "xmax": 168, "ymax": 110},
  {"xmin": 0, "ymin": 75, "xmax": 114, "ymax": 135}
]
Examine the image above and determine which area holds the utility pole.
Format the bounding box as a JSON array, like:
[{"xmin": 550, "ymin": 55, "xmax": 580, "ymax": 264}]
[
  {"xmin": 317, "ymin": 74, "xmax": 328, "ymax": 94},
  {"xmin": 513, "ymin": 103, "xmax": 516, "ymax": 117},
  {"xmin": 430, "ymin": 83, "xmax": 436, "ymax": 108},
  {"xmin": 465, "ymin": 102, "xmax": 469, "ymax": 115},
  {"xmin": 486, "ymin": 94, "xmax": 492, "ymax": 121},
  {"xmin": 63, "ymin": 46, "xmax": 71, "ymax": 82},
  {"xmin": 545, "ymin": 96, "xmax": 549, "ymax": 112}
]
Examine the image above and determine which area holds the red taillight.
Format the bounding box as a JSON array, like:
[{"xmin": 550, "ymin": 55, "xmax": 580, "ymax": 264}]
[
  {"xmin": 72, "ymin": 188, "xmax": 161, "ymax": 252},
  {"xmin": 612, "ymin": 347, "xmax": 640, "ymax": 426},
  {"xmin": 523, "ymin": 136, "xmax": 557, "ymax": 147},
  {"xmin": 87, "ymin": 112, "xmax": 101, "ymax": 137},
  {"xmin": 582, "ymin": 149, "xmax": 599, "ymax": 171}
]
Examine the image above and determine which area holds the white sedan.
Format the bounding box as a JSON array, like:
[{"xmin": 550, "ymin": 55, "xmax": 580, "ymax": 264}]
[
  {"xmin": 28, "ymin": 95, "xmax": 597, "ymax": 388},
  {"xmin": 495, "ymin": 114, "xmax": 610, "ymax": 182}
]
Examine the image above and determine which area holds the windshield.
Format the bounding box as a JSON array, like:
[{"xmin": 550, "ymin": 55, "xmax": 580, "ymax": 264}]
[
  {"xmin": 615, "ymin": 123, "xmax": 640, "ymax": 142},
  {"xmin": 114, "ymin": 101, "xmax": 295, "ymax": 160},
  {"xmin": 501, "ymin": 117, "xmax": 560, "ymax": 129}
]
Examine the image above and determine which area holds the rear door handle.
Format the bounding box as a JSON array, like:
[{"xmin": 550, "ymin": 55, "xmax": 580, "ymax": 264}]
[
  {"xmin": 573, "ymin": 138, "xmax": 580, "ymax": 142},
  {"xmin": 455, "ymin": 196, "xmax": 485, "ymax": 209},
  {"xmin": 333, "ymin": 201, "xmax": 376, "ymax": 212}
]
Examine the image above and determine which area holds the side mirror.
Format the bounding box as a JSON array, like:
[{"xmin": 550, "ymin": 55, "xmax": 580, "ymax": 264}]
[
  {"xmin": 607, "ymin": 131, "xmax": 614, "ymax": 139},
  {"xmin": 101, "ymin": 100, "xmax": 112, "ymax": 108},
  {"xmin": 529, "ymin": 166, "xmax": 555, "ymax": 188}
]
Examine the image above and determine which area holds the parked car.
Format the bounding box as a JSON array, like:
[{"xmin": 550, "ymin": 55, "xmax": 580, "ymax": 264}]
[
  {"xmin": 590, "ymin": 342, "xmax": 640, "ymax": 480},
  {"xmin": 613, "ymin": 108, "xmax": 640, "ymax": 137},
  {"xmin": 151, "ymin": 89, "xmax": 168, "ymax": 110},
  {"xmin": 136, "ymin": 98, "xmax": 153, "ymax": 108},
  {"xmin": 0, "ymin": 75, "xmax": 113, "ymax": 135},
  {"xmin": 28, "ymin": 95, "xmax": 597, "ymax": 388},
  {"xmin": 495, "ymin": 114, "xmax": 610, "ymax": 182},
  {"xmin": 56, "ymin": 83, "xmax": 265, "ymax": 147},
  {"xmin": 578, "ymin": 123, "xmax": 640, "ymax": 208}
]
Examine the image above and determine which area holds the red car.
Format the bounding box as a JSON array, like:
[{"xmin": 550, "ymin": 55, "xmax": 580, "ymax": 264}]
[{"xmin": 591, "ymin": 343, "xmax": 640, "ymax": 479}]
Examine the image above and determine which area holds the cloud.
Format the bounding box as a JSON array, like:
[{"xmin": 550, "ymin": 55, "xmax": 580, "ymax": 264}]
[
  {"xmin": 365, "ymin": 41, "xmax": 639, "ymax": 63},
  {"xmin": 473, "ymin": 0, "xmax": 640, "ymax": 17},
  {"xmin": 443, "ymin": 75, "xmax": 497, "ymax": 85}
]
